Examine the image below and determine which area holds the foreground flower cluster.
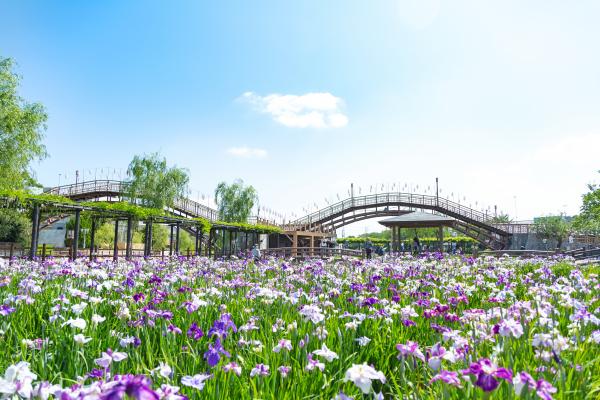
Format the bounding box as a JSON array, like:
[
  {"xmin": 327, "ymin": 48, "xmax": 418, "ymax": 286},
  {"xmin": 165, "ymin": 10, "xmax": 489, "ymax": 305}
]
[{"xmin": 0, "ymin": 254, "xmax": 597, "ymax": 399}]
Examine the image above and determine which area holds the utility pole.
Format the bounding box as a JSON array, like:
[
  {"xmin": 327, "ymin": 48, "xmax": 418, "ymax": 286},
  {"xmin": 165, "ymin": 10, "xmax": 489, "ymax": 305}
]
[{"xmin": 75, "ymin": 170, "xmax": 80, "ymax": 185}]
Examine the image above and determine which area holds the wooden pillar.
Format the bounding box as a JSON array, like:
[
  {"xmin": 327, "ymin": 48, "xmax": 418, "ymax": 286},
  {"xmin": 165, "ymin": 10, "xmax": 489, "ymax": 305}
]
[
  {"xmin": 29, "ymin": 204, "xmax": 40, "ymax": 260},
  {"xmin": 438, "ymin": 226, "xmax": 444, "ymax": 252},
  {"xmin": 126, "ymin": 217, "xmax": 133, "ymax": 260},
  {"xmin": 113, "ymin": 220, "xmax": 119, "ymax": 261},
  {"xmin": 292, "ymin": 233, "xmax": 298, "ymax": 257},
  {"xmin": 148, "ymin": 221, "xmax": 153, "ymax": 257},
  {"xmin": 41, "ymin": 243, "xmax": 47, "ymax": 262},
  {"xmin": 199, "ymin": 232, "xmax": 203, "ymax": 256},
  {"xmin": 169, "ymin": 225, "xmax": 174, "ymax": 256},
  {"xmin": 72, "ymin": 209, "xmax": 81, "ymax": 260},
  {"xmin": 229, "ymin": 230, "xmax": 233, "ymax": 257},
  {"xmin": 144, "ymin": 220, "xmax": 153, "ymax": 257},
  {"xmin": 208, "ymin": 228, "xmax": 213, "ymax": 258},
  {"xmin": 195, "ymin": 228, "xmax": 200, "ymax": 256},
  {"xmin": 89, "ymin": 218, "xmax": 96, "ymax": 261},
  {"xmin": 221, "ymin": 229, "xmax": 226, "ymax": 257},
  {"xmin": 175, "ymin": 223, "xmax": 180, "ymax": 255}
]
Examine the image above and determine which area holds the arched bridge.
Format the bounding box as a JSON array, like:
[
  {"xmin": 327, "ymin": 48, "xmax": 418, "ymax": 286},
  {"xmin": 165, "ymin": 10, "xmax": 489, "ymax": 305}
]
[
  {"xmin": 45, "ymin": 180, "xmax": 521, "ymax": 250},
  {"xmin": 45, "ymin": 180, "xmax": 219, "ymax": 221},
  {"xmin": 283, "ymin": 192, "xmax": 516, "ymax": 250}
]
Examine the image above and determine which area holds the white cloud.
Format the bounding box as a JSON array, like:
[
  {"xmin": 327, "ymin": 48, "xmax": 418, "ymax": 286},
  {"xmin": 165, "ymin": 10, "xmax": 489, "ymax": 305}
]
[
  {"xmin": 226, "ymin": 146, "xmax": 268, "ymax": 159},
  {"xmin": 239, "ymin": 92, "xmax": 348, "ymax": 129}
]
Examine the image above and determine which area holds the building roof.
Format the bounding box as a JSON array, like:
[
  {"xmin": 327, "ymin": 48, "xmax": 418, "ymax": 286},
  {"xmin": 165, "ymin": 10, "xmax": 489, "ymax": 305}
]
[{"xmin": 378, "ymin": 212, "xmax": 455, "ymax": 228}]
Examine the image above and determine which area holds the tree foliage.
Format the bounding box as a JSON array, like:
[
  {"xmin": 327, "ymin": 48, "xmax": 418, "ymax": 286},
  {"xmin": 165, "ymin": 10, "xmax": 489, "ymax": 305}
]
[
  {"xmin": 574, "ymin": 176, "xmax": 600, "ymax": 234},
  {"xmin": 214, "ymin": 179, "xmax": 258, "ymax": 223},
  {"xmin": 533, "ymin": 215, "xmax": 571, "ymax": 249},
  {"xmin": 125, "ymin": 153, "xmax": 189, "ymax": 210},
  {"xmin": 0, "ymin": 57, "xmax": 48, "ymax": 191},
  {"xmin": 0, "ymin": 209, "xmax": 30, "ymax": 244},
  {"xmin": 490, "ymin": 213, "xmax": 512, "ymax": 223}
]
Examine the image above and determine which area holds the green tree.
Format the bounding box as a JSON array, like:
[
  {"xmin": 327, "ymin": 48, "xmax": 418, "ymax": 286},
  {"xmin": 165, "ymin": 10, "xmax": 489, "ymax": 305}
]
[
  {"xmin": 125, "ymin": 153, "xmax": 189, "ymax": 210},
  {"xmin": 533, "ymin": 215, "xmax": 571, "ymax": 249},
  {"xmin": 490, "ymin": 213, "xmax": 512, "ymax": 223},
  {"xmin": 94, "ymin": 223, "xmax": 115, "ymax": 248},
  {"xmin": 574, "ymin": 175, "xmax": 600, "ymax": 234},
  {"xmin": 0, "ymin": 209, "xmax": 30, "ymax": 245},
  {"xmin": 214, "ymin": 179, "xmax": 258, "ymax": 223},
  {"xmin": 0, "ymin": 57, "xmax": 48, "ymax": 191}
]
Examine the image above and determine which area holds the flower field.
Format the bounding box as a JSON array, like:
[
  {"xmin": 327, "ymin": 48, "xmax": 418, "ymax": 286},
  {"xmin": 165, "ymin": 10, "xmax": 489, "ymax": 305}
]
[{"xmin": 0, "ymin": 254, "xmax": 598, "ymax": 399}]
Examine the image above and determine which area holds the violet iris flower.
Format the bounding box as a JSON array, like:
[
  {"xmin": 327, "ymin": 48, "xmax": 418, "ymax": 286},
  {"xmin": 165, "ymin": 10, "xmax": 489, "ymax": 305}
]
[
  {"xmin": 462, "ymin": 358, "xmax": 512, "ymax": 392},
  {"xmin": 187, "ymin": 322, "xmax": 204, "ymax": 341},
  {"xmin": 208, "ymin": 313, "xmax": 237, "ymax": 338},
  {"xmin": 203, "ymin": 338, "xmax": 231, "ymax": 367},
  {"xmin": 100, "ymin": 375, "xmax": 159, "ymax": 400}
]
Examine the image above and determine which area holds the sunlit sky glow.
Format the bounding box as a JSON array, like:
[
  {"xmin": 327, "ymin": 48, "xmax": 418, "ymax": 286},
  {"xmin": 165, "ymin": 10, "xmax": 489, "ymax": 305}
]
[{"xmin": 2, "ymin": 0, "xmax": 600, "ymax": 235}]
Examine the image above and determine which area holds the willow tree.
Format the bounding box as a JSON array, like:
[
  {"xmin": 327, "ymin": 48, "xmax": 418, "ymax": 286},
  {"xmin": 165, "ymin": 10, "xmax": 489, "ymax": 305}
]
[
  {"xmin": 125, "ymin": 153, "xmax": 189, "ymax": 210},
  {"xmin": 214, "ymin": 179, "xmax": 258, "ymax": 223},
  {"xmin": 0, "ymin": 57, "xmax": 48, "ymax": 191}
]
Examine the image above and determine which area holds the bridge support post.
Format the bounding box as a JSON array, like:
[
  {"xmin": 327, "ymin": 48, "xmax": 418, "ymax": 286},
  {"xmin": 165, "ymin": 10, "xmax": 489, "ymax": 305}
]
[
  {"xmin": 113, "ymin": 220, "xmax": 119, "ymax": 261},
  {"xmin": 90, "ymin": 218, "xmax": 96, "ymax": 261},
  {"xmin": 29, "ymin": 204, "xmax": 40, "ymax": 260},
  {"xmin": 175, "ymin": 222, "xmax": 180, "ymax": 255},
  {"xmin": 72, "ymin": 209, "xmax": 81, "ymax": 260},
  {"xmin": 126, "ymin": 217, "xmax": 133, "ymax": 260}
]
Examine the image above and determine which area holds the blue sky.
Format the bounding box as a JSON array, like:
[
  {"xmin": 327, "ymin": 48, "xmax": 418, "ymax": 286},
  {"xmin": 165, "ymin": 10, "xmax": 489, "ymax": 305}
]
[{"xmin": 2, "ymin": 0, "xmax": 600, "ymax": 234}]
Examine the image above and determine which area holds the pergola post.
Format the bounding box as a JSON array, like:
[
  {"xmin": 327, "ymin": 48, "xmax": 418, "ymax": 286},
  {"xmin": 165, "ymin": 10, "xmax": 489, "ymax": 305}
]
[
  {"xmin": 438, "ymin": 226, "xmax": 444, "ymax": 252},
  {"xmin": 175, "ymin": 223, "xmax": 180, "ymax": 255},
  {"xmin": 292, "ymin": 233, "xmax": 298, "ymax": 257},
  {"xmin": 145, "ymin": 220, "xmax": 153, "ymax": 257},
  {"xmin": 113, "ymin": 219, "xmax": 119, "ymax": 261},
  {"xmin": 229, "ymin": 230, "xmax": 233, "ymax": 257},
  {"xmin": 169, "ymin": 225, "xmax": 174, "ymax": 256},
  {"xmin": 126, "ymin": 217, "xmax": 133, "ymax": 260},
  {"xmin": 89, "ymin": 217, "xmax": 96, "ymax": 261},
  {"xmin": 72, "ymin": 209, "xmax": 81, "ymax": 260},
  {"xmin": 29, "ymin": 204, "xmax": 40, "ymax": 260},
  {"xmin": 221, "ymin": 229, "xmax": 226, "ymax": 257},
  {"xmin": 194, "ymin": 228, "xmax": 200, "ymax": 256},
  {"xmin": 208, "ymin": 228, "xmax": 213, "ymax": 258},
  {"xmin": 310, "ymin": 235, "xmax": 314, "ymax": 256}
]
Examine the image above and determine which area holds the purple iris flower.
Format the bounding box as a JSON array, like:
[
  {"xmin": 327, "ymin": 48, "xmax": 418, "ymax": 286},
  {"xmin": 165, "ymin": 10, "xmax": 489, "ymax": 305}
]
[
  {"xmin": 462, "ymin": 358, "xmax": 512, "ymax": 392},
  {"xmin": 203, "ymin": 338, "xmax": 231, "ymax": 367},
  {"xmin": 430, "ymin": 370, "xmax": 462, "ymax": 387},
  {"xmin": 0, "ymin": 304, "xmax": 15, "ymax": 316},
  {"xmin": 187, "ymin": 322, "xmax": 204, "ymax": 340},
  {"xmin": 208, "ymin": 313, "xmax": 237, "ymax": 338},
  {"xmin": 101, "ymin": 375, "xmax": 159, "ymax": 400}
]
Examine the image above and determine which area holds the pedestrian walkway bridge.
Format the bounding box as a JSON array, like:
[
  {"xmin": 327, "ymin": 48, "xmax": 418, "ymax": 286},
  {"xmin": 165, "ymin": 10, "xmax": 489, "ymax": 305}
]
[{"xmin": 45, "ymin": 180, "xmax": 530, "ymax": 250}]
